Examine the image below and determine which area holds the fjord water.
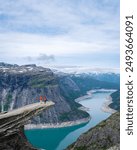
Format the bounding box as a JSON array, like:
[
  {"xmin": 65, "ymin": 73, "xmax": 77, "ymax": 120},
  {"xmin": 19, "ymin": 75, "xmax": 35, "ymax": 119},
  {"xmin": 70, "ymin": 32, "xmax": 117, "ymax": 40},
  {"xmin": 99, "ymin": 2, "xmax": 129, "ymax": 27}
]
[{"xmin": 25, "ymin": 91, "xmax": 113, "ymax": 150}]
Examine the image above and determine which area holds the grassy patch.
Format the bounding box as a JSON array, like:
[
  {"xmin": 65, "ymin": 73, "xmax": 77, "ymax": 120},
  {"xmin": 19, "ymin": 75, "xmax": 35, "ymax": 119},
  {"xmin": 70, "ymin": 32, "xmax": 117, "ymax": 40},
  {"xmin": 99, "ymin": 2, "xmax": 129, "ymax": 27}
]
[{"xmin": 29, "ymin": 76, "xmax": 56, "ymax": 88}]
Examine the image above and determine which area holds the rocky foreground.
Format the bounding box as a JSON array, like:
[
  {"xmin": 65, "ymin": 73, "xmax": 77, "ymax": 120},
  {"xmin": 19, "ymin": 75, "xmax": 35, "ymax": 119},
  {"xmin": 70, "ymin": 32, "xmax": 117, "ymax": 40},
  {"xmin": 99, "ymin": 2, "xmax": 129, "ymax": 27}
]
[
  {"xmin": 0, "ymin": 101, "xmax": 54, "ymax": 150},
  {"xmin": 66, "ymin": 112, "xmax": 120, "ymax": 150}
]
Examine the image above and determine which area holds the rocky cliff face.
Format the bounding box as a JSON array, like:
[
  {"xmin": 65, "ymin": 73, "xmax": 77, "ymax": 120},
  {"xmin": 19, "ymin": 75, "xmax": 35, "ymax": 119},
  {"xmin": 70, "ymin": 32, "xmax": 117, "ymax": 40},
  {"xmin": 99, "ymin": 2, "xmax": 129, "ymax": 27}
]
[
  {"xmin": 0, "ymin": 102, "xmax": 54, "ymax": 150},
  {"xmin": 0, "ymin": 127, "xmax": 37, "ymax": 150},
  {"xmin": 66, "ymin": 112, "xmax": 120, "ymax": 150},
  {"xmin": 0, "ymin": 63, "xmax": 89, "ymax": 125}
]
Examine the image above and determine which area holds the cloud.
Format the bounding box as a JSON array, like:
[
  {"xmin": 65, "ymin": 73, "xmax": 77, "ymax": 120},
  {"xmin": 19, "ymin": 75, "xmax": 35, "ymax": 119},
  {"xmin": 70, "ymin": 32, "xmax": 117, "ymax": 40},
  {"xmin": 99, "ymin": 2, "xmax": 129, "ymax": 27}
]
[
  {"xmin": 0, "ymin": 32, "xmax": 119, "ymax": 58},
  {"xmin": 37, "ymin": 53, "xmax": 54, "ymax": 60},
  {"xmin": 25, "ymin": 53, "xmax": 55, "ymax": 63},
  {"xmin": 0, "ymin": 0, "xmax": 119, "ymax": 67},
  {"xmin": 0, "ymin": 0, "xmax": 119, "ymax": 40}
]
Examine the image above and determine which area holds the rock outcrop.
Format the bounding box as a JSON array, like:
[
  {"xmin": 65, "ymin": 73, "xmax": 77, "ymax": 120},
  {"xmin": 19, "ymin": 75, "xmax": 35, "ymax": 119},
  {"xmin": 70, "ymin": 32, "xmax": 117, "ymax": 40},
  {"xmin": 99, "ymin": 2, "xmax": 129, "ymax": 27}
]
[
  {"xmin": 0, "ymin": 101, "xmax": 54, "ymax": 150},
  {"xmin": 66, "ymin": 112, "xmax": 120, "ymax": 150}
]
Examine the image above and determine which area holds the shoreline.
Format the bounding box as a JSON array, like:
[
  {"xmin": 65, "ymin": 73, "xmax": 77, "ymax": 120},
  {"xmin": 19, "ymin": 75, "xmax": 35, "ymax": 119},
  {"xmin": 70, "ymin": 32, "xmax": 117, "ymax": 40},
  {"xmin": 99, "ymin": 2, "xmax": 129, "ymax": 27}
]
[
  {"xmin": 101, "ymin": 95, "xmax": 117, "ymax": 114},
  {"xmin": 75, "ymin": 89, "xmax": 116, "ymax": 103},
  {"xmin": 25, "ymin": 117, "xmax": 91, "ymax": 130},
  {"xmin": 75, "ymin": 91, "xmax": 92, "ymax": 103}
]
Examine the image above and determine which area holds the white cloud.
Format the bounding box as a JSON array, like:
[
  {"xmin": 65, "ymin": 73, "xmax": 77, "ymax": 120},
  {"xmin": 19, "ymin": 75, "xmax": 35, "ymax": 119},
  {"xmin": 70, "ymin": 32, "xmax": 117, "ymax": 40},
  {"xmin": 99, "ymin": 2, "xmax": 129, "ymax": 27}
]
[
  {"xmin": 0, "ymin": 32, "xmax": 119, "ymax": 58},
  {"xmin": 0, "ymin": 0, "xmax": 119, "ymax": 67}
]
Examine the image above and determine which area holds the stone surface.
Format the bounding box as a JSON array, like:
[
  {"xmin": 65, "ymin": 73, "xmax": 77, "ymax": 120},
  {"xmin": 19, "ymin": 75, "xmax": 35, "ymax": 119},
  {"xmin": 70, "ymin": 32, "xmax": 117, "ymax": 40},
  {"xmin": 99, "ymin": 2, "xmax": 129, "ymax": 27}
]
[
  {"xmin": 0, "ymin": 102, "xmax": 54, "ymax": 150},
  {"xmin": 66, "ymin": 112, "xmax": 120, "ymax": 150}
]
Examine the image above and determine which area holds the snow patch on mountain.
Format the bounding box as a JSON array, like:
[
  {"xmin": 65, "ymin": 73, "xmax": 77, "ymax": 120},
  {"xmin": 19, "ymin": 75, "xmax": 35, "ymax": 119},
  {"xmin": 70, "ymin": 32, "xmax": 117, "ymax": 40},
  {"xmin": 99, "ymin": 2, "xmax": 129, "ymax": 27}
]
[{"xmin": 50, "ymin": 66, "xmax": 119, "ymax": 75}]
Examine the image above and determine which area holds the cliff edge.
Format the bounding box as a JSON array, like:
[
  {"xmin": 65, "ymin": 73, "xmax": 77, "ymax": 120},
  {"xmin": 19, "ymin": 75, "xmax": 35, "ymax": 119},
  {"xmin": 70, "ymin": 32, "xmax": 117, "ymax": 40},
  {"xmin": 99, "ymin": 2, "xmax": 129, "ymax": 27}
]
[{"xmin": 0, "ymin": 101, "xmax": 54, "ymax": 150}]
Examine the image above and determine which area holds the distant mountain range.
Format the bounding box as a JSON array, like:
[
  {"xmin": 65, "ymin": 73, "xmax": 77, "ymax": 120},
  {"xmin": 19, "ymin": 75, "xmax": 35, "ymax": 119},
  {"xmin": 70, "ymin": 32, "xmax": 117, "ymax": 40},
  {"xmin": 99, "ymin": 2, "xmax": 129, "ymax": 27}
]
[
  {"xmin": 52, "ymin": 66, "xmax": 120, "ymax": 86},
  {"xmin": 50, "ymin": 66, "xmax": 119, "ymax": 74}
]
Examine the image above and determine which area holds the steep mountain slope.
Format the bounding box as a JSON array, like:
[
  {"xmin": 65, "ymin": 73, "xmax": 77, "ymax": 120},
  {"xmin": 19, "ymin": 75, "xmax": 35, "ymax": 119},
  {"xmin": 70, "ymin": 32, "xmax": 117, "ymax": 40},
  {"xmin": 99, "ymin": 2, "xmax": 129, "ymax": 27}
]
[
  {"xmin": 66, "ymin": 112, "xmax": 120, "ymax": 150},
  {"xmin": 53, "ymin": 66, "xmax": 120, "ymax": 85},
  {"xmin": 0, "ymin": 63, "xmax": 89, "ymax": 124},
  {"xmin": 76, "ymin": 73, "xmax": 120, "ymax": 84},
  {"xmin": 109, "ymin": 90, "xmax": 120, "ymax": 111},
  {"xmin": 69, "ymin": 75, "xmax": 119, "ymax": 95}
]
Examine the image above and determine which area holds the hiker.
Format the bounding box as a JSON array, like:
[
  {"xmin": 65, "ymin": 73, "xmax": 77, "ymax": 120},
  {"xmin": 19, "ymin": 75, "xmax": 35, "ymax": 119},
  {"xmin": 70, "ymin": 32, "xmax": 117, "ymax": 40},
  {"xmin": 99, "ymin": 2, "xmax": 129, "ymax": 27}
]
[
  {"xmin": 39, "ymin": 96, "xmax": 43, "ymax": 103},
  {"xmin": 43, "ymin": 96, "xmax": 47, "ymax": 103}
]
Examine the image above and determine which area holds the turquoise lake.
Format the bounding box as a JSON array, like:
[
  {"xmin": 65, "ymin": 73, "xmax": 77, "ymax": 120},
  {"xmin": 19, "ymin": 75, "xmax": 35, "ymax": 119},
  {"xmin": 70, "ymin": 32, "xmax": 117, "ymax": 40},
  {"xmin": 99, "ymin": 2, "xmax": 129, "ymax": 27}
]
[{"xmin": 25, "ymin": 91, "xmax": 113, "ymax": 150}]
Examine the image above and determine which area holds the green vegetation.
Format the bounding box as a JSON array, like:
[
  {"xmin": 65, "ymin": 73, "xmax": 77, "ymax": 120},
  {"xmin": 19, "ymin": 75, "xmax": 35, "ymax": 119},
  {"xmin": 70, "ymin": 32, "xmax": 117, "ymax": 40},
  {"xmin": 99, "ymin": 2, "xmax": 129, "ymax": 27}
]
[{"xmin": 29, "ymin": 76, "xmax": 56, "ymax": 88}]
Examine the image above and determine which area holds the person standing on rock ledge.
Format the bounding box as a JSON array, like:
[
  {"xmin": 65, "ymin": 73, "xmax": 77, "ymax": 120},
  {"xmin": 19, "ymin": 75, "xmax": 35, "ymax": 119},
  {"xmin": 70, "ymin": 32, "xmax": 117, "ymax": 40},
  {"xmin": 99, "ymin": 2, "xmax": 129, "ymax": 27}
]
[
  {"xmin": 39, "ymin": 96, "xmax": 47, "ymax": 103},
  {"xmin": 39, "ymin": 96, "xmax": 43, "ymax": 103}
]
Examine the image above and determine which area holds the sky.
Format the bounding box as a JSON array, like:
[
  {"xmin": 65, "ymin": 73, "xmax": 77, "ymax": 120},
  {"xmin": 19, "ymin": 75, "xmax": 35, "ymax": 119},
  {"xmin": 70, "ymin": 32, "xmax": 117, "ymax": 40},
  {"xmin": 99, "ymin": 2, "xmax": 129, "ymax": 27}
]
[{"xmin": 0, "ymin": 0, "xmax": 120, "ymax": 69}]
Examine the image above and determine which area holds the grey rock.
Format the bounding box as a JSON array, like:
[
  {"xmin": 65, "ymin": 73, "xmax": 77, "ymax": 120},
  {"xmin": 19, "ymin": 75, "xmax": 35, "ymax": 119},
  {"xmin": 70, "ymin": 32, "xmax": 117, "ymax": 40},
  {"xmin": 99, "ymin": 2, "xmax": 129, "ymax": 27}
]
[
  {"xmin": 66, "ymin": 112, "xmax": 120, "ymax": 150},
  {"xmin": 0, "ymin": 101, "xmax": 54, "ymax": 150}
]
